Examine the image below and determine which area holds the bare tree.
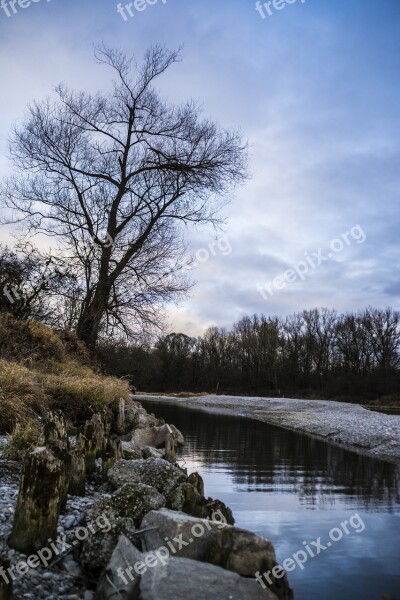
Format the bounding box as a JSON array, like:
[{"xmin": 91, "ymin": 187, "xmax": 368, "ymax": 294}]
[
  {"xmin": 1, "ymin": 45, "xmax": 247, "ymax": 349},
  {"xmin": 0, "ymin": 241, "xmax": 69, "ymax": 322}
]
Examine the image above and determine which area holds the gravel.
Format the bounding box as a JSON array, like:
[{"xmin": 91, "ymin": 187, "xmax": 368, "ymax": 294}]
[
  {"xmin": 0, "ymin": 458, "xmax": 100, "ymax": 600},
  {"xmin": 139, "ymin": 395, "xmax": 400, "ymax": 464}
]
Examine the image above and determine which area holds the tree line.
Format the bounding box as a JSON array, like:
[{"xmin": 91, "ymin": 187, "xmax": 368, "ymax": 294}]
[{"xmin": 97, "ymin": 307, "xmax": 400, "ymax": 402}]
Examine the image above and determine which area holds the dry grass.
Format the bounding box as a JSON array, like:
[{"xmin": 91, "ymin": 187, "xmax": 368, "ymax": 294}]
[
  {"xmin": 0, "ymin": 359, "xmax": 48, "ymax": 432},
  {"xmin": 2, "ymin": 420, "xmax": 42, "ymax": 461},
  {"xmin": 0, "ymin": 314, "xmax": 132, "ymax": 433}
]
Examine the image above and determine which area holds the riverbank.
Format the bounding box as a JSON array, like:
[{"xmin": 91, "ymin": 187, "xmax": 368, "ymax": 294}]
[{"xmin": 138, "ymin": 395, "xmax": 400, "ymax": 464}]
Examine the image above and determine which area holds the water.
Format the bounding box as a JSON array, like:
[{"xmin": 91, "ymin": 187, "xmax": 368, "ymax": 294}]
[{"xmin": 140, "ymin": 399, "xmax": 400, "ymax": 600}]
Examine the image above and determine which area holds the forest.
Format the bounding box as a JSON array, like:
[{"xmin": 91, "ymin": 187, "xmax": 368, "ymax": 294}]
[{"xmin": 97, "ymin": 307, "xmax": 400, "ymax": 403}]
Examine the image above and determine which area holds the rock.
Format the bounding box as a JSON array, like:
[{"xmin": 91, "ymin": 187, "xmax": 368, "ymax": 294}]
[
  {"xmin": 132, "ymin": 424, "xmax": 184, "ymax": 451},
  {"xmin": 188, "ymin": 472, "xmax": 205, "ymax": 497},
  {"xmin": 64, "ymin": 515, "xmax": 76, "ymax": 529},
  {"xmin": 169, "ymin": 424, "xmax": 185, "ymax": 447},
  {"xmin": 96, "ymin": 535, "xmax": 278, "ymax": 600},
  {"xmin": 0, "ymin": 556, "xmax": 12, "ymax": 600},
  {"xmin": 154, "ymin": 424, "xmax": 175, "ymax": 448},
  {"xmin": 203, "ymin": 498, "xmax": 234, "ymax": 526},
  {"xmin": 169, "ymin": 483, "xmax": 203, "ymax": 515},
  {"xmin": 94, "ymin": 535, "xmax": 141, "ymax": 600},
  {"xmin": 125, "ymin": 402, "xmax": 160, "ymax": 431},
  {"xmin": 142, "ymin": 446, "xmax": 165, "ymax": 459},
  {"xmin": 86, "ymin": 482, "xmax": 166, "ymax": 526},
  {"xmin": 80, "ymin": 516, "xmax": 138, "ymax": 577},
  {"xmin": 139, "ymin": 555, "xmax": 278, "ymax": 600},
  {"xmin": 108, "ymin": 458, "xmax": 187, "ymax": 499},
  {"xmin": 9, "ymin": 447, "xmax": 64, "ymax": 554},
  {"xmin": 131, "ymin": 428, "xmax": 158, "ymax": 449},
  {"xmin": 81, "ymin": 482, "xmax": 165, "ymax": 576},
  {"xmin": 121, "ymin": 439, "xmax": 142, "ymax": 460},
  {"xmin": 62, "ymin": 555, "xmax": 81, "ymax": 577},
  {"xmin": 168, "ymin": 485, "xmax": 234, "ymax": 524},
  {"xmin": 140, "ymin": 509, "xmax": 292, "ymax": 600}
]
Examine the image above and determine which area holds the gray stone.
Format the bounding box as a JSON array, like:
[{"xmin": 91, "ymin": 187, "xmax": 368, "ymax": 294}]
[
  {"xmin": 169, "ymin": 424, "xmax": 185, "ymax": 447},
  {"xmin": 142, "ymin": 446, "xmax": 165, "ymax": 459},
  {"xmin": 139, "ymin": 555, "xmax": 278, "ymax": 600},
  {"xmin": 95, "ymin": 535, "xmax": 278, "ymax": 600},
  {"xmin": 121, "ymin": 439, "xmax": 142, "ymax": 460},
  {"xmin": 87, "ymin": 482, "xmax": 166, "ymax": 525},
  {"xmin": 108, "ymin": 458, "xmax": 187, "ymax": 499},
  {"xmin": 80, "ymin": 516, "xmax": 138, "ymax": 577},
  {"xmin": 140, "ymin": 509, "xmax": 292, "ymax": 600},
  {"xmin": 94, "ymin": 535, "xmax": 142, "ymax": 600},
  {"xmin": 125, "ymin": 402, "xmax": 160, "ymax": 431}
]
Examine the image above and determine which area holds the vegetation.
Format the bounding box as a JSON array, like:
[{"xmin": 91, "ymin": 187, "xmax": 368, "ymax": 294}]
[
  {"xmin": 1, "ymin": 45, "xmax": 247, "ymax": 349},
  {"xmin": 98, "ymin": 307, "xmax": 400, "ymax": 405},
  {"xmin": 0, "ymin": 314, "xmax": 131, "ymax": 434},
  {"xmin": 2, "ymin": 420, "xmax": 42, "ymax": 461}
]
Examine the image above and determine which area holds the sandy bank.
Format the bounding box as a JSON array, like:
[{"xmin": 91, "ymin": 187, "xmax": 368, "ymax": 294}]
[{"xmin": 138, "ymin": 395, "xmax": 400, "ymax": 464}]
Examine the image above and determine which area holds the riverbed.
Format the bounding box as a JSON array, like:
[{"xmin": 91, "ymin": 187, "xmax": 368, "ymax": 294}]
[{"xmin": 140, "ymin": 398, "xmax": 400, "ymax": 600}]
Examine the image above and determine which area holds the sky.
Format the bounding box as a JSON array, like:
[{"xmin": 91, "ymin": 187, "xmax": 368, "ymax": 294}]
[{"xmin": 0, "ymin": 0, "xmax": 399, "ymax": 336}]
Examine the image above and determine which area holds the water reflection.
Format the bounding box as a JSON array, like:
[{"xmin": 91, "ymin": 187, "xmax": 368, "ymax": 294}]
[{"xmin": 140, "ymin": 400, "xmax": 400, "ymax": 600}]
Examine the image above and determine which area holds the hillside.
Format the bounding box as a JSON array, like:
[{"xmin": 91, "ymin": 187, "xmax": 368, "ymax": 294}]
[{"xmin": 0, "ymin": 313, "xmax": 131, "ymax": 435}]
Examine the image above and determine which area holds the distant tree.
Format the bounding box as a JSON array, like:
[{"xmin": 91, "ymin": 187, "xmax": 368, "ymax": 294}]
[{"xmin": 1, "ymin": 45, "xmax": 247, "ymax": 349}]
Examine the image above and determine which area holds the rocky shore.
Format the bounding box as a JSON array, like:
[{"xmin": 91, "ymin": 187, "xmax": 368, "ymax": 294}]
[
  {"xmin": 0, "ymin": 400, "xmax": 292, "ymax": 600},
  {"xmin": 139, "ymin": 394, "xmax": 400, "ymax": 464}
]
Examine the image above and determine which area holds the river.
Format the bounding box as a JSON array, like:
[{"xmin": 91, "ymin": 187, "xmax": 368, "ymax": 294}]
[{"xmin": 140, "ymin": 398, "xmax": 400, "ymax": 600}]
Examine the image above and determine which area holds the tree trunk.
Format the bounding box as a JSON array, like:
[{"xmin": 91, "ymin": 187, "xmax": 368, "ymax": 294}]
[{"xmin": 77, "ymin": 284, "xmax": 109, "ymax": 350}]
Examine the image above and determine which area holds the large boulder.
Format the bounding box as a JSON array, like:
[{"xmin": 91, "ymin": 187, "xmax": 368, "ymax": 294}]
[
  {"xmin": 140, "ymin": 509, "xmax": 292, "ymax": 600},
  {"xmin": 80, "ymin": 516, "xmax": 138, "ymax": 578},
  {"xmin": 132, "ymin": 427, "xmax": 159, "ymax": 449},
  {"xmin": 169, "ymin": 424, "xmax": 185, "ymax": 446},
  {"xmin": 139, "ymin": 555, "xmax": 278, "ymax": 600},
  {"xmin": 95, "ymin": 535, "xmax": 278, "ymax": 600},
  {"xmin": 125, "ymin": 402, "xmax": 160, "ymax": 430},
  {"xmin": 132, "ymin": 424, "xmax": 185, "ymax": 450},
  {"xmin": 168, "ymin": 484, "xmax": 234, "ymax": 524},
  {"xmin": 86, "ymin": 482, "xmax": 166, "ymax": 526},
  {"xmin": 80, "ymin": 483, "xmax": 166, "ymax": 576},
  {"xmin": 95, "ymin": 535, "xmax": 142, "ymax": 600},
  {"xmin": 108, "ymin": 458, "xmax": 187, "ymax": 499}
]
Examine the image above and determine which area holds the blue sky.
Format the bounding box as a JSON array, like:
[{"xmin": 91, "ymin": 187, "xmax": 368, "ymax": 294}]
[{"xmin": 1, "ymin": 0, "xmax": 399, "ymax": 335}]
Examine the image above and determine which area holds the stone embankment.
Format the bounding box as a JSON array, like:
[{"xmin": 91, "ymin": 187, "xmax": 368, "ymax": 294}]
[{"xmin": 0, "ymin": 400, "xmax": 292, "ymax": 600}]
